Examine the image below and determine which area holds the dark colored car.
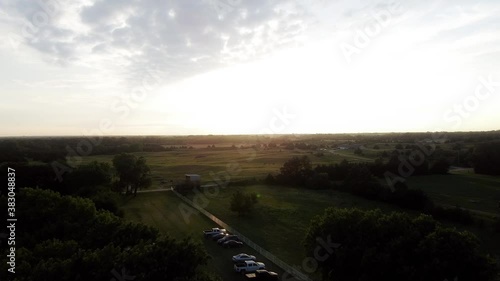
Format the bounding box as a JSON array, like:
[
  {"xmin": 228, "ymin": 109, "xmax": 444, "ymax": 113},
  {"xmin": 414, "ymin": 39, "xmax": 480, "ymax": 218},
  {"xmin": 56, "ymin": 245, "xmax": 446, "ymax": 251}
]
[
  {"xmin": 217, "ymin": 235, "xmax": 239, "ymax": 245},
  {"xmin": 223, "ymin": 240, "xmax": 243, "ymax": 248},
  {"xmin": 211, "ymin": 233, "xmax": 228, "ymax": 241},
  {"xmin": 250, "ymin": 270, "xmax": 279, "ymax": 280}
]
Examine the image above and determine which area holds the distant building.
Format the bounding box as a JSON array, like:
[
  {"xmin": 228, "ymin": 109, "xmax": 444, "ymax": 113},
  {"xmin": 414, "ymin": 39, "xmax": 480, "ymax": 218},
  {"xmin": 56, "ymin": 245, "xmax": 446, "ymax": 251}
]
[
  {"xmin": 175, "ymin": 174, "xmax": 201, "ymax": 193},
  {"xmin": 185, "ymin": 174, "xmax": 201, "ymax": 184}
]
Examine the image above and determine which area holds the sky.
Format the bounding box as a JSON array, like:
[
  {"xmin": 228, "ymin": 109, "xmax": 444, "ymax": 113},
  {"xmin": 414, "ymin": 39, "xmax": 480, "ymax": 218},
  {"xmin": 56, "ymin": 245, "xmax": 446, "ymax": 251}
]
[{"xmin": 0, "ymin": 0, "xmax": 499, "ymax": 136}]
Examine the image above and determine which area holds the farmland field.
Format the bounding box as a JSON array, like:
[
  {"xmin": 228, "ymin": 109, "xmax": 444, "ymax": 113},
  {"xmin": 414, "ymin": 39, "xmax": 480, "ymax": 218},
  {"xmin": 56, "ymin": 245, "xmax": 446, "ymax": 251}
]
[
  {"xmin": 95, "ymin": 143, "xmax": 500, "ymax": 280},
  {"xmin": 79, "ymin": 147, "xmax": 363, "ymax": 186}
]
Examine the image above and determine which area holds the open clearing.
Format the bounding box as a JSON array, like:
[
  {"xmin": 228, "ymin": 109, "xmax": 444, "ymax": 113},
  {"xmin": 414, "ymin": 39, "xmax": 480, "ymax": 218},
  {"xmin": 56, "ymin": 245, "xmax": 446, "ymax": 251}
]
[
  {"xmin": 406, "ymin": 172, "xmax": 500, "ymax": 216},
  {"xmin": 79, "ymin": 148, "xmax": 359, "ymax": 185},
  {"xmin": 187, "ymin": 184, "xmax": 415, "ymax": 266},
  {"xmin": 121, "ymin": 191, "xmax": 299, "ymax": 281},
  {"xmin": 105, "ymin": 146, "xmax": 500, "ymax": 280}
]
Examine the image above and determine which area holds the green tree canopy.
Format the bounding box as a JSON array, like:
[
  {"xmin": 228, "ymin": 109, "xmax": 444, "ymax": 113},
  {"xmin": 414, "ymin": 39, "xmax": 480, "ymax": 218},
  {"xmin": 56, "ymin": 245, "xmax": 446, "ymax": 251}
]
[
  {"xmin": 278, "ymin": 156, "xmax": 313, "ymax": 185},
  {"xmin": 0, "ymin": 188, "xmax": 220, "ymax": 281},
  {"xmin": 304, "ymin": 207, "xmax": 498, "ymax": 281},
  {"xmin": 112, "ymin": 153, "xmax": 152, "ymax": 195}
]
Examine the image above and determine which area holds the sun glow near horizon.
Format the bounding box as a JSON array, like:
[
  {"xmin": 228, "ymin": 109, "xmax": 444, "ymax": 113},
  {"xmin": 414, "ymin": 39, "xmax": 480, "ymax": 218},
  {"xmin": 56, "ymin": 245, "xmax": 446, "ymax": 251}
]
[
  {"xmin": 144, "ymin": 39, "xmax": 494, "ymax": 135},
  {"xmin": 1, "ymin": 0, "xmax": 499, "ymax": 136}
]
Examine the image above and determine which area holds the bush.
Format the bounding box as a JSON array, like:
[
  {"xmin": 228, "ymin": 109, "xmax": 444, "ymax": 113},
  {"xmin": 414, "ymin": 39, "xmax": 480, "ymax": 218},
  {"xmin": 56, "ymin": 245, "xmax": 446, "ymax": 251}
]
[
  {"xmin": 264, "ymin": 173, "xmax": 276, "ymax": 184},
  {"xmin": 388, "ymin": 188, "xmax": 434, "ymax": 211},
  {"xmin": 305, "ymin": 172, "xmax": 331, "ymax": 189},
  {"xmin": 431, "ymin": 206, "xmax": 475, "ymax": 225},
  {"xmin": 430, "ymin": 158, "xmax": 451, "ymax": 174},
  {"xmin": 229, "ymin": 190, "xmax": 258, "ymax": 216}
]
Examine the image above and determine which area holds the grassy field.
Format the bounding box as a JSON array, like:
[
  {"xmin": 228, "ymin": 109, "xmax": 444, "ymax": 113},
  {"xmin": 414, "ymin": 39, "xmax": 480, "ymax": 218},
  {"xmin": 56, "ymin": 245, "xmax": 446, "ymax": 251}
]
[
  {"xmin": 120, "ymin": 185, "xmax": 402, "ymax": 281},
  {"xmin": 104, "ymin": 146, "xmax": 500, "ymax": 279},
  {"xmin": 189, "ymin": 183, "xmax": 500, "ymax": 266},
  {"xmin": 186, "ymin": 184, "xmax": 409, "ymax": 266},
  {"xmin": 79, "ymin": 147, "xmax": 361, "ymax": 187},
  {"xmin": 120, "ymin": 176, "xmax": 500, "ymax": 281},
  {"xmin": 120, "ymin": 191, "xmax": 299, "ymax": 281},
  {"xmin": 406, "ymin": 172, "xmax": 500, "ymax": 217}
]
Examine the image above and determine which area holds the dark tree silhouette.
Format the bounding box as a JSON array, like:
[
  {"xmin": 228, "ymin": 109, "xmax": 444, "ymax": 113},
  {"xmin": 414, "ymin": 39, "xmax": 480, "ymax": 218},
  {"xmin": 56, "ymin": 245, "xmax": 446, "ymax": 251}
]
[
  {"xmin": 304, "ymin": 208, "xmax": 498, "ymax": 281},
  {"xmin": 112, "ymin": 153, "xmax": 152, "ymax": 196},
  {"xmin": 473, "ymin": 141, "xmax": 500, "ymax": 175},
  {"xmin": 278, "ymin": 156, "xmax": 312, "ymax": 185}
]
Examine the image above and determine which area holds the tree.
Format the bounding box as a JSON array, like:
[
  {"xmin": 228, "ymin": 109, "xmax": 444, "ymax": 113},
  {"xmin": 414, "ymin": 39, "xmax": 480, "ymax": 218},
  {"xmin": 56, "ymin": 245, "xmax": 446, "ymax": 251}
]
[
  {"xmin": 65, "ymin": 161, "xmax": 112, "ymax": 195},
  {"xmin": 113, "ymin": 153, "xmax": 152, "ymax": 196},
  {"xmin": 278, "ymin": 156, "xmax": 312, "ymax": 185},
  {"xmin": 472, "ymin": 141, "xmax": 500, "ymax": 175},
  {"xmin": 0, "ymin": 140, "xmax": 25, "ymax": 163},
  {"xmin": 230, "ymin": 190, "xmax": 258, "ymax": 216},
  {"xmin": 429, "ymin": 157, "xmax": 451, "ymax": 174},
  {"xmin": 304, "ymin": 207, "xmax": 498, "ymax": 281},
  {"xmin": 342, "ymin": 165, "xmax": 383, "ymax": 199},
  {"xmin": 0, "ymin": 188, "xmax": 221, "ymax": 281}
]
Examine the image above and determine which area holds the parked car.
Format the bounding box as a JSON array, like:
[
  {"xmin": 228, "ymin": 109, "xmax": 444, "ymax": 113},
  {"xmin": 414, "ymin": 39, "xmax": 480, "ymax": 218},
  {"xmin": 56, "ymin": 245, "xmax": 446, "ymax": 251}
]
[
  {"xmin": 232, "ymin": 253, "xmax": 256, "ymax": 262},
  {"xmin": 217, "ymin": 235, "xmax": 240, "ymax": 245},
  {"xmin": 211, "ymin": 233, "xmax": 228, "ymax": 241},
  {"xmin": 203, "ymin": 228, "xmax": 226, "ymax": 238},
  {"xmin": 245, "ymin": 270, "xmax": 279, "ymax": 280},
  {"xmin": 224, "ymin": 240, "xmax": 244, "ymax": 248},
  {"xmin": 234, "ymin": 260, "xmax": 265, "ymax": 273}
]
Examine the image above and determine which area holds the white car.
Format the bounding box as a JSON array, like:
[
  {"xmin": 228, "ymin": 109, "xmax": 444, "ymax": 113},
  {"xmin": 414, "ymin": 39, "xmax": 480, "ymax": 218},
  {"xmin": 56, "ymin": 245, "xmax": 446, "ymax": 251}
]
[
  {"xmin": 232, "ymin": 253, "xmax": 256, "ymax": 262},
  {"xmin": 234, "ymin": 260, "xmax": 265, "ymax": 273},
  {"xmin": 203, "ymin": 228, "xmax": 226, "ymax": 237}
]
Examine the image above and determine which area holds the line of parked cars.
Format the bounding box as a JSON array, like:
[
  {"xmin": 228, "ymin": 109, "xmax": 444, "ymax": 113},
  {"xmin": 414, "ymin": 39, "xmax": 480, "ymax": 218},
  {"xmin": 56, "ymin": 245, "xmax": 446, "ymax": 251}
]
[
  {"xmin": 203, "ymin": 227, "xmax": 244, "ymax": 248},
  {"xmin": 232, "ymin": 254, "xmax": 278, "ymax": 280},
  {"xmin": 203, "ymin": 228, "xmax": 279, "ymax": 280}
]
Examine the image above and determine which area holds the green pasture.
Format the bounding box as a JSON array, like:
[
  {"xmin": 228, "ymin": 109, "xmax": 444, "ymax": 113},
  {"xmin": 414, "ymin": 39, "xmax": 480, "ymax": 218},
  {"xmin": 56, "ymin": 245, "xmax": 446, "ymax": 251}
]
[
  {"xmin": 187, "ymin": 184, "xmax": 404, "ymax": 267},
  {"xmin": 406, "ymin": 172, "xmax": 500, "ymax": 217},
  {"xmin": 120, "ymin": 191, "xmax": 298, "ymax": 281},
  {"xmin": 78, "ymin": 148, "xmax": 362, "ymax": 187}
]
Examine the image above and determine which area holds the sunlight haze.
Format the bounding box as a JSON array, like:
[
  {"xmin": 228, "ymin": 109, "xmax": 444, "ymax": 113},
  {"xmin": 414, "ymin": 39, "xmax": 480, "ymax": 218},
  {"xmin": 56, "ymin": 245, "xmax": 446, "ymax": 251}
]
[{"xmin": 1, "ymin": 0, "xmax": 499, "ymax": 136}]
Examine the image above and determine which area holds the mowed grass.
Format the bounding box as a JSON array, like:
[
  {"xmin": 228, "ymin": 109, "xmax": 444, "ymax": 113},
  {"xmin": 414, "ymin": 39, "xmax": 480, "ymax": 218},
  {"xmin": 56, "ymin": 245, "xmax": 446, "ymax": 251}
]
[
  {"xmin": 120, "ymin": 191, "xmax": 214, "ymax": 239},
  {"xmin": 188, "ymin": 184, "xmax": 406, "ymax": 268},
  {"xmin": 406, "ymin": 172, "xmax": 500, "ymax": 216},
  {"xmin": 120, "ymin": 191, "xmax": 300, "ymax": 281},
  {"xmin": 120, "ymin": 182, "xmax": 500, "ymax": 280},
  {"xmin": 190, "ymin": 184, "xmax": 500, "ymax": 268}
]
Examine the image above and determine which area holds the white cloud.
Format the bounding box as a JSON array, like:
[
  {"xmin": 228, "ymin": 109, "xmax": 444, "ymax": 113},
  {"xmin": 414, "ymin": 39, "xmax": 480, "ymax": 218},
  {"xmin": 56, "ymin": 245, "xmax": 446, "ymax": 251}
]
[{"xmin": 0, "ymin": 0, "xmax": 499, "ymax": 135}]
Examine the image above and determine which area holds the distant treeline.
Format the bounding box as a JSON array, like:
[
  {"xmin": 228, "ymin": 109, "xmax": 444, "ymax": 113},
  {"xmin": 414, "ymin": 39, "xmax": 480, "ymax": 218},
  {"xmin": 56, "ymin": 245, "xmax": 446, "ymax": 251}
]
[
  {"xmin": 266, "ymin": 155, "xmax": 494, "ymax": 228},
  {"xmin": 1, "ymin": 132, "xmax": 500, "ymax": 176}
]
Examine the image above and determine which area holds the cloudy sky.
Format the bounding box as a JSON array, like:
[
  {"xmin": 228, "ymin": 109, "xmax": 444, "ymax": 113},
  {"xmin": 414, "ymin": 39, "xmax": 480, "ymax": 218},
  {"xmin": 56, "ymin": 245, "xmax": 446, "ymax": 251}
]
[{"xmin": 1, "ymin": 0, "xmax": 499, "ymax": 136}]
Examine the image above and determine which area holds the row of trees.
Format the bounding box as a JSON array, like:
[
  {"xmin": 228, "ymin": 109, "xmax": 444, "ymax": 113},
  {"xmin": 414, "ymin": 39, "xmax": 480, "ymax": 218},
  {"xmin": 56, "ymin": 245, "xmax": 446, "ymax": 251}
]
[
  {"xmin": 0, "ymin": 188, "xmax": 220, "ymax": 281},
  {"xmin": 270, "ymin": 154, "xmax": 451, "ymax": 188},
  {"xmin": 1, "ymin": 153, "xmax": 152, "ymax": 217},
  {"xmin": 267, "ymin": 156, "xmax": 478, "ymax": 226},
  {"xmin": 304, "ymin": 208, "xmax": 499, "ymax": 281}
]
